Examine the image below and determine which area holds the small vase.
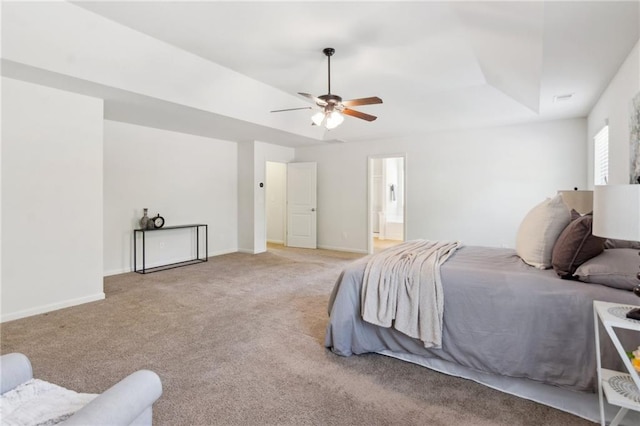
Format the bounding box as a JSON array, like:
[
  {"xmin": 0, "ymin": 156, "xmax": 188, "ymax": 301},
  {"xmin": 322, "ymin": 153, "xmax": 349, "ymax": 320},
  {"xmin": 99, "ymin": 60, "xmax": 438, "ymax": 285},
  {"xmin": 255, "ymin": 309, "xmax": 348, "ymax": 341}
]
[{"xmin": 140, "ymin": 208, "xmax": 150, "ymax": 229}]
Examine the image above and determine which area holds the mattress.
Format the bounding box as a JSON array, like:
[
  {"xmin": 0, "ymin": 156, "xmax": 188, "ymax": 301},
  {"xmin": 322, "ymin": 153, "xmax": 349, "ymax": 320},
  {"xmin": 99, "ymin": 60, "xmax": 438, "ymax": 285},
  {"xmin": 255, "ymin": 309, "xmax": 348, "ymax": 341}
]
[{"xmin": 325, "ymin": 245, "xmax": 640, "ymax": 392}]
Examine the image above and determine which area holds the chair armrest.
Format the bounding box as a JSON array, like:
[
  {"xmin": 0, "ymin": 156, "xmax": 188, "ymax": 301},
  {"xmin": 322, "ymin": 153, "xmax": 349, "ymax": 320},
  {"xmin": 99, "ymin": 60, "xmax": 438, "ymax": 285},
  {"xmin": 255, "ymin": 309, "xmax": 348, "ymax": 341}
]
[
  {"xmin": 1, "ymin": 353, "xmax": 34, "ymax": 394},
  {"xmin": 64, "ymin": 370, "xmax": 162, "ymax": 426}
]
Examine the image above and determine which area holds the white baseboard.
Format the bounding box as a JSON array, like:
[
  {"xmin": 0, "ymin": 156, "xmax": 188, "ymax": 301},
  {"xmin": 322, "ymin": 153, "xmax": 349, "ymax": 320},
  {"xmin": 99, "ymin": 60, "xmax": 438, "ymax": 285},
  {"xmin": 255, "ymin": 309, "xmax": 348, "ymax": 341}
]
[
  {"xmin": 267, "ymin": 239, "xmax": 284, "ymax": 244},
  {"xmin": 104, "ymin": 268, "xmax": 128, "ymax": 277},
  {"xmin": 208, "ymin": 248, "xmax": 238, "ymax": 257},
  {"xmin": 237, "ymin": 248, "xmax": 256, "ymax": 254},
  {"xmin": 103, "ymin": 248, "xmax": 239, "ymax": 277},
  {"xmin": 317, "ymin": 245, "xmax": 368, "ymax": 254},
  {"xmin": 1, "ymin": 293, "xmax": 106, "ymax": 323}
]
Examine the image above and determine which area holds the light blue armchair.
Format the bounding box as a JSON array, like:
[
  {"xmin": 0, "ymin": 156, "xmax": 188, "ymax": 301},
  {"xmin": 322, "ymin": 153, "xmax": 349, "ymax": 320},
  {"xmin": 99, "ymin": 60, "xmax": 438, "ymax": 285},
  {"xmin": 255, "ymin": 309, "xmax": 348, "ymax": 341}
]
[{"xmin": 0, "ymin": 353, "xmax": 163, "ymax": 425}]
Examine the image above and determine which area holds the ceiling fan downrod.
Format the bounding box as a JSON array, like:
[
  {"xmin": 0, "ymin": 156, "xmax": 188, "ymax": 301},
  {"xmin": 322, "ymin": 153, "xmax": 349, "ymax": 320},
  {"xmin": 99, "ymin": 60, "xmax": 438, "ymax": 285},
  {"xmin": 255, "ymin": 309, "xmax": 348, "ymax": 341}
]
[{"xmin": 323, "ymin": 47, "xmax": 335, "ymax": 95}]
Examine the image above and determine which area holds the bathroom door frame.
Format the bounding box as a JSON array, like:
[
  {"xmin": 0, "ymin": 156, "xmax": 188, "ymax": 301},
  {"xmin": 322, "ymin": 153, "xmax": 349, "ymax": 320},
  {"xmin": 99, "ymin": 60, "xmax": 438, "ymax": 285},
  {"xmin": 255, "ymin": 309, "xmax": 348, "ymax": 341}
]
[{"xmin": 367, "ymin": 154, "xmax": 407, "ymax": 254}]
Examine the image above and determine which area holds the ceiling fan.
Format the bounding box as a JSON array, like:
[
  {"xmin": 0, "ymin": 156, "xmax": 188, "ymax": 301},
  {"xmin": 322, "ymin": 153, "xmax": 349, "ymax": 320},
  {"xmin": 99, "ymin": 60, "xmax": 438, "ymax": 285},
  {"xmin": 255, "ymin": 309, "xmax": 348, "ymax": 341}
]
[{"xmin": 271, "ymin": 47, "xmax": 383, "ymax": 129}]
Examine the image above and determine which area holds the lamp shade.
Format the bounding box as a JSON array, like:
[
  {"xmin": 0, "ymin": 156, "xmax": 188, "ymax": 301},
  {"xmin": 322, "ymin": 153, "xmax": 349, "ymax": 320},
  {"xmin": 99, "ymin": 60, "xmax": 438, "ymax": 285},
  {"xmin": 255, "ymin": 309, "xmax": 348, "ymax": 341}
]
[
  {"xmin": 592, "ymin": 184, "xmax": 640, "ymax": 240},
  {"xmin": 558, "ymin": 190, "xmax": 593, "ymax": 215}
]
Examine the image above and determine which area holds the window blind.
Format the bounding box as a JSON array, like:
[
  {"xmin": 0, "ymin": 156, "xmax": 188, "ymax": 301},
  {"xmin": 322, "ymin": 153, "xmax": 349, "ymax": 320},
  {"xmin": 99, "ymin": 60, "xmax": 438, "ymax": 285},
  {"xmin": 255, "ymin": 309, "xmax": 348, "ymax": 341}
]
[{"xmin": 594, "ymin": 125, "xmax": 609, "ymax": 185}]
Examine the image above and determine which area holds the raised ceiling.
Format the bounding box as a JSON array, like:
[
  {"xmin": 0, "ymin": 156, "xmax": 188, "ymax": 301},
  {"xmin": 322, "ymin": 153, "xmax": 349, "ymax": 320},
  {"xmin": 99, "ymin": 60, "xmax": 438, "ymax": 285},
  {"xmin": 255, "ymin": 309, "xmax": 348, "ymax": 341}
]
[{"xmin": 12, "ymin": 1, "xmax": 640, "ymax": 145}]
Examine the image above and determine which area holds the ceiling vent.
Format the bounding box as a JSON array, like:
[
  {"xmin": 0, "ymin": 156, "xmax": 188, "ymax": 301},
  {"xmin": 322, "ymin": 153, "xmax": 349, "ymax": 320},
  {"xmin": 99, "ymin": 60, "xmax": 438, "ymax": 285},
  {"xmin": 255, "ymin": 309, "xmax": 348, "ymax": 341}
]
[{"xmin": 553, "ymin": 93, "xmax": 574, "ymax": 103}]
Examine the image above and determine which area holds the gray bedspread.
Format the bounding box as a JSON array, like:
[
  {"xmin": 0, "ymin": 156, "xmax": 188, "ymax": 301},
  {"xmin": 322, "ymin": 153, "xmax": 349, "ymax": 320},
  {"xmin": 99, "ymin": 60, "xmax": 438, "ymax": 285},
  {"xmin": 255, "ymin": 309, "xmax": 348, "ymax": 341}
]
[{"xmin": 325, "ymin": 246, "xmax": 640, "ymax": 392}]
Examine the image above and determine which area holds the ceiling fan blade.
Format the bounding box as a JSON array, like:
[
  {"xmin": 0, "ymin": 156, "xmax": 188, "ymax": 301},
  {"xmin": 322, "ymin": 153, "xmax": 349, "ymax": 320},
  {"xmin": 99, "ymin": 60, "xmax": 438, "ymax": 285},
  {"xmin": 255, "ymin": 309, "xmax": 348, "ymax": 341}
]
[
  {"xmin": 343, "ymin": 108, "xmax": 377, "ymax": 122},
  {"xmin": 270, "ymin": 106, "xmax": 312, "ymax": 113},
  {"xmin": 341, "ymin": 97, "xmax": 383, "ymax": 107},
  {"xmin": 298, "ymin": 92, "xmax": 327, "ymax": 106}
]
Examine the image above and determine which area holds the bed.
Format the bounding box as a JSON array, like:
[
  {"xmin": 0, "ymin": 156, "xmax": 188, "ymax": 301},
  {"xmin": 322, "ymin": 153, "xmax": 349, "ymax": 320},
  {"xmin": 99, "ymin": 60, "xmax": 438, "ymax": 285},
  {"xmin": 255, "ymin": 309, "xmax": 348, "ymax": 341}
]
[{"xmin": 324, "ymin": 196, "xmax": 640, "ymax": 423}]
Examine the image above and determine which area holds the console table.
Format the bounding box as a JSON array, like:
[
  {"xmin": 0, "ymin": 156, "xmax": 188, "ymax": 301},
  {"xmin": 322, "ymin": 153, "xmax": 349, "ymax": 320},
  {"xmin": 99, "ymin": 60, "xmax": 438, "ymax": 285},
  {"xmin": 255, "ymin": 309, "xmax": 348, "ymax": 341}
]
[{"xmin": 133, "ymin": 224, "xmax": 208, "ymax": 274}]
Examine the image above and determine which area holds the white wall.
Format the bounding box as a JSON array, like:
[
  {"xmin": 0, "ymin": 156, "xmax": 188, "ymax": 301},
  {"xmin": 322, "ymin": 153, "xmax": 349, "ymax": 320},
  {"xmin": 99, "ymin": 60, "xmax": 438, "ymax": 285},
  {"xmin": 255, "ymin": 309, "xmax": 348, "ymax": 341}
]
[
  {"xmin": 588, "ymin": 40, "xmax": 640, "ymax": 185},
  {"xmin": 1, "ymin": 1, "xmax": 318, "ymax": 140},
  {"xmin": 2, "ymin": 78, "xmax": 104, "ymax": 322},
  {"xmin": 295, "ymin": 118, "xmax": 587, "ymax": 252},
  {"xmin": 237, "ymin": 142, "xmax": 255, "ymax": 253},
  {"xmin": 103, "ymin": 120, "xmax": 238, "ymax": 275},
  {"xmin": 266, "ymin": 162, "xmax": 287, "ymax": 244}
]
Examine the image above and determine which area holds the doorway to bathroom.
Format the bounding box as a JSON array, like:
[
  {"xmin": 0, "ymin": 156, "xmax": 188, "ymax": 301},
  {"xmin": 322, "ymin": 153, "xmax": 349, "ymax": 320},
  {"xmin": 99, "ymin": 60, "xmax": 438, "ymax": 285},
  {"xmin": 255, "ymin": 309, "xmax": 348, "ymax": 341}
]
[{"xmin": 368, "ymin": 155, "xmax": 406, "ymax": 254}]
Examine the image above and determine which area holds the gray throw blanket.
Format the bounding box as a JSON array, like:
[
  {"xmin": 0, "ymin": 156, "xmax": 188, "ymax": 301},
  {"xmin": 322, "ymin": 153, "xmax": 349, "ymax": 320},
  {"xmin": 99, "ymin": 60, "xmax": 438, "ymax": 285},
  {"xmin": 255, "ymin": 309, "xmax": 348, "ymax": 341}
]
[{"xmin": 361, "ymin": 240, "xmax": 461, "ymax": 348}]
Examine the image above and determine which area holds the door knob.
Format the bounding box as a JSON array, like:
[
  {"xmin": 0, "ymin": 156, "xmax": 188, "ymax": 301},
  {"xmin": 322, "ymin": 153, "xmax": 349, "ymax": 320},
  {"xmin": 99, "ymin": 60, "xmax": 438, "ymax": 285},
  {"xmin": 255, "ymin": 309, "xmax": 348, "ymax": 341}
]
[{"xmin": 311, "ymin": 208, "xmax": 316, "ymax": 212}]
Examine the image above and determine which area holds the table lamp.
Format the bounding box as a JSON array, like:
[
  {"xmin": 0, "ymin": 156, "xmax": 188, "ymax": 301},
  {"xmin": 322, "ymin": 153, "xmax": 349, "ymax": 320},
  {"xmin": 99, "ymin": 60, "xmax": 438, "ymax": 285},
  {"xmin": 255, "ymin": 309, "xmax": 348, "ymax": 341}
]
[
  {"xmin": 593, "ymin": 184, "xmax": 640, "ymax": 320},
  {"xmin": 558, "ymin": 188, "xmax": 593, "ymax": 215}
]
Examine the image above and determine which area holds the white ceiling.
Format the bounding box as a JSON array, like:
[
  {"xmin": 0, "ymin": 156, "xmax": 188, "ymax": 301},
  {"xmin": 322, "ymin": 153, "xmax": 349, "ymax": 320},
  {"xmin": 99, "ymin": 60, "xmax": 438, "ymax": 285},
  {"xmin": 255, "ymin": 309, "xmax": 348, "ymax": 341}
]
[{"xmin": 64, "ymin": 1, "xmax": 640, "ymax": 145}]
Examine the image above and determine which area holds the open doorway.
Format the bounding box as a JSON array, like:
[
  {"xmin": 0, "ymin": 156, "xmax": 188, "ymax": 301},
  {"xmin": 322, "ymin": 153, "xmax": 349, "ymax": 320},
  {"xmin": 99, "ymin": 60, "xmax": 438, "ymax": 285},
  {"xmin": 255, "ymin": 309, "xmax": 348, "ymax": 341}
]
[
  {"xmin": 369, "ymin": 156, "xmax": 406, "ymax": 254},
  {"xmin": 266, "ymin": 161, "xmax": 287, "ymax": 249}
]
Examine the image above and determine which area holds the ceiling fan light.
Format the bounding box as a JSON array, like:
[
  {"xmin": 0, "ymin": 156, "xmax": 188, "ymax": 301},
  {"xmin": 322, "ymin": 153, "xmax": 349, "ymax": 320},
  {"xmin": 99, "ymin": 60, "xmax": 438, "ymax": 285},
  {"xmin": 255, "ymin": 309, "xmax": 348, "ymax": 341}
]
[
  {"xmin": 311, "ymin": 111, "xmax": 325, "ymax": 126},
  {"xmin": 325, "ymin": 111, "xmax": 344, "ymax": 130}
]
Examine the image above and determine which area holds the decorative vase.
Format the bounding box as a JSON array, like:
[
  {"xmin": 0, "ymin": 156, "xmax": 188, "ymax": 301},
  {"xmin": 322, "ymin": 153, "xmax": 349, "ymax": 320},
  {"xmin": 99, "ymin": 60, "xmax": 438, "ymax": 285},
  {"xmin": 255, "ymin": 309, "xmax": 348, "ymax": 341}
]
[{"xmin": 140, "ymin": 208, "xmax": 150, "ymax": 229}]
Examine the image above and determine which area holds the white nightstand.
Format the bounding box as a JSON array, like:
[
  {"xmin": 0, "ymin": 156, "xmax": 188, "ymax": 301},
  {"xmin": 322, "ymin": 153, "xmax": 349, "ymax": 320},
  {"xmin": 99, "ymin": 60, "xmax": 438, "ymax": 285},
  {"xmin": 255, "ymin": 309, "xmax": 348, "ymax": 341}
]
[{"xmin": 594, "ymin": 301, "xmax": 640, "ymax": 426}]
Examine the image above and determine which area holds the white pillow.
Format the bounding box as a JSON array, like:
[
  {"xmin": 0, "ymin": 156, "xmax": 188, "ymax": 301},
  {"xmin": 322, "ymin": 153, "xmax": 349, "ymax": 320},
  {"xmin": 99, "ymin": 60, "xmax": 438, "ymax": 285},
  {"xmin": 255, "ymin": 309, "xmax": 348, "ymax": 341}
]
[{"xmin": 516, "ymin": 194, "xmax": 571, "ymax": 269}]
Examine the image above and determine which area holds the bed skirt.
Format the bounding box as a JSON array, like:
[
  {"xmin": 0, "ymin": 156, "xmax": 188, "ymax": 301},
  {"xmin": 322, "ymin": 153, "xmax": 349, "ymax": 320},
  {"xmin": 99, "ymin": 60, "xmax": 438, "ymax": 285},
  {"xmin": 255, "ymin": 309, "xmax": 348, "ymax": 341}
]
[{"xmin": 376, "ymin": 349, "xmax": 640, "ymax": 425}]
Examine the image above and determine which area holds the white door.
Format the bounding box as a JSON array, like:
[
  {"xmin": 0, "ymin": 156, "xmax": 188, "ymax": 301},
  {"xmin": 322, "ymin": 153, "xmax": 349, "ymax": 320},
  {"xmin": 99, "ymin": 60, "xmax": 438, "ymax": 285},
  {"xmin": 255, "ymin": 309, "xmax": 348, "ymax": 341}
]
[{"xmin": 287, "ymin": 162, "xmax": 317, "ymax": 248}]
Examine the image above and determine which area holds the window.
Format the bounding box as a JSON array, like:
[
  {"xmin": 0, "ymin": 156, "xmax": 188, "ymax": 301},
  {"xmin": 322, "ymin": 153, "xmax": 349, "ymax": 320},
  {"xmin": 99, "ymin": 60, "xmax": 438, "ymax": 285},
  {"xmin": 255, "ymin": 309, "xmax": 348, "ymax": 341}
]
[{"xmin": 594, "ymin": 125, "xmax": 609, "ymax": 185}]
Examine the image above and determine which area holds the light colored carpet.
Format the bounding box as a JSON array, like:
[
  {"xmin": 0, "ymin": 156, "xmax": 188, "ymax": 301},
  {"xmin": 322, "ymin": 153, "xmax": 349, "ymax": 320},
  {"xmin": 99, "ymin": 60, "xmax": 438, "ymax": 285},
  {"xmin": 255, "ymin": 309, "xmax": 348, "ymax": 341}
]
[{"xmin": 1, "ymin": 245, "xmax": 590, "ymax": 425}]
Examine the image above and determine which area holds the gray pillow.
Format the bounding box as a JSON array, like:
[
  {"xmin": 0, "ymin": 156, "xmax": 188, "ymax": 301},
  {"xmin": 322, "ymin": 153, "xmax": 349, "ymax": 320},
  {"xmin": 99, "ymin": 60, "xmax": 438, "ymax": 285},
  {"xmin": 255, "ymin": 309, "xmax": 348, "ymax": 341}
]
[
  {"xmin": 573, "ymin": 248, "xmax": 640, "ymax": 291},
  {"xmin": 604, "ymin": 239, "xmax": 640, "ymax": 249}
]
